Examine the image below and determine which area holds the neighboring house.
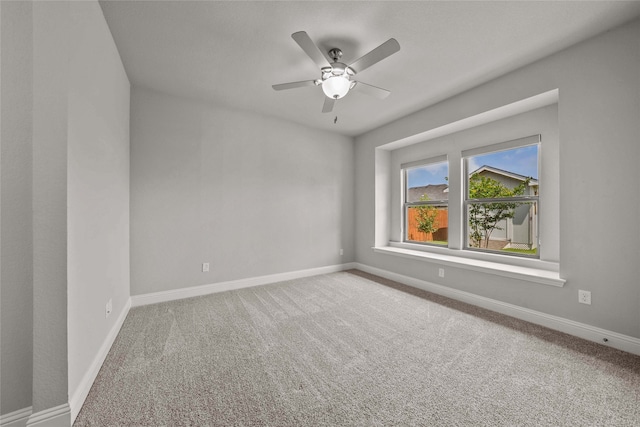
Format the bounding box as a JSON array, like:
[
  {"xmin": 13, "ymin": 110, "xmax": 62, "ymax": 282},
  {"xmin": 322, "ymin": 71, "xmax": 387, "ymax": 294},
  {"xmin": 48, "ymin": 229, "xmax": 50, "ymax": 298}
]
[
  {"xmin": 472, "ymin": 165, "xmax": 538, "ymax": 196},
  {"xmin": 472, "ymin": 166, "xmax": 538, "ymax": 250},
  {"xmin": 407, "ymin": 183, "xmax": 449, "ymax": 203},
  {"xmin": 407, "ymin": 166, "xmax": 538, "ymax": 249}
]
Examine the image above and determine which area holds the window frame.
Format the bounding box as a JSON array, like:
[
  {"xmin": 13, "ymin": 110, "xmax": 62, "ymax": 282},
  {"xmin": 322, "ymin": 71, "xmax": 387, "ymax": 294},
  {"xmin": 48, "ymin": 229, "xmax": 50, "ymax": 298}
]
[
  {"xmin": 402, "ymin": 155, "xmax": 449, "ymax": 246},
  {"xmin": 462, "ymin": 135, "xmax": 541, "ymax": 258},
  {"xmin": 376, "ymin": 94, "xmax": 561, "ymax": 285}
]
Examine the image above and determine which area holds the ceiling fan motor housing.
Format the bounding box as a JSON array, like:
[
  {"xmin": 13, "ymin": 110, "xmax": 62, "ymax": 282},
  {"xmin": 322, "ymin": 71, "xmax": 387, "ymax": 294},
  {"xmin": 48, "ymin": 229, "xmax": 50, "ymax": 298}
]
[{"xmin": 321, "ymin": 49, "xmax": 356, "ymax": 99}]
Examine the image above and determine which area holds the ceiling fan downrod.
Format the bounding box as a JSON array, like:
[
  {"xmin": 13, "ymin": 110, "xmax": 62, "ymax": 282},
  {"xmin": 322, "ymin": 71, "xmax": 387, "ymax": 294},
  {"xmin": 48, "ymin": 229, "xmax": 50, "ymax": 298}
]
[{"xmin": 328, "ymin": 48, "xmax": 343, "ymax": 62}]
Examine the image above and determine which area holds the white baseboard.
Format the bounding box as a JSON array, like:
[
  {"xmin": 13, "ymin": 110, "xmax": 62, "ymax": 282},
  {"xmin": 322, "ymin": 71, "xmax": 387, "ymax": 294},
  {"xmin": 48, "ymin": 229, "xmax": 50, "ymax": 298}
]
[
  {"xmin": 25, "ymin": 404, "xmax": 69, "ymax": 427},
  {"xmin": 354, "ymin": 263, "xmax": 640, "ymax": 356},
  {"xmin": 1, "ymin": 407, "xmax": 32, "ymax": 427},
  {"xmin": 68, "ymin": 297, "xmax": 132, "ymax": 424},
  {"xmin": 131, "ymin": 262, "xmax": 357, "ymax": 307}
]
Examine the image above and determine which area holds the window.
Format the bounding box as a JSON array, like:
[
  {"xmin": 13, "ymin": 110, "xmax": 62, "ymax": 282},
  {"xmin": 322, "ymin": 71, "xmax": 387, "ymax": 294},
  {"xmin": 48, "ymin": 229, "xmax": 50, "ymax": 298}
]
[
  {"xmin": 378, "ymin": 98, "xmax": 559, "ymax": 284},
  {"xmin": 398, "ymin": 135, "xmax": 542, "ymax": 259},
  {"xmin": 463, "ymin": 136, "xmax": 540, "ymax": 257},
  {"xmin": 402, "ymin": 156, "xmax": 449, "ymax": 246}
]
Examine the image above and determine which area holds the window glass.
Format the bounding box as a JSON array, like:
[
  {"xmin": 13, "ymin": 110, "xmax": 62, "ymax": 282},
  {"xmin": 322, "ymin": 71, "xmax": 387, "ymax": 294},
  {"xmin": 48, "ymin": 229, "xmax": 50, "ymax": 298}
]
[
  {"xmin": 465, "ymin": 144, "xmax": 539, "ymax": 257},
  {"xmin": 404, "ymin": 160, "xmax": 448, "ymax": 245}
]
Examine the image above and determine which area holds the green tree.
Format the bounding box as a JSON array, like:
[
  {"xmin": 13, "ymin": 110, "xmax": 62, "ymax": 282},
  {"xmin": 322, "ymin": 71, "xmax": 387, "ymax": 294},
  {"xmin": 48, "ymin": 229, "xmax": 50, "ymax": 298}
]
[
  {"xmin": 468, "ymin": 174, "xmax": 529, "ymax": 249},
  {"xmin": 416, "ymin": 195, "xmax": 439, "ymax": 236}
]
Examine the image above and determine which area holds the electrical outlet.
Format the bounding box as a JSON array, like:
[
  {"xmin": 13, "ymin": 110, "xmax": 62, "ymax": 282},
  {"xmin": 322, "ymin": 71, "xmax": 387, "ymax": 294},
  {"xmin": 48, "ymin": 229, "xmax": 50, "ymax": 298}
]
[
  {"xmin": 578, "ymin": 290, "xmax": 591, "ymax": 305},
  {"xmin": 438, "ymin": 268, "xmax": 445, "ymax": 278},
  {"xmin": 340, "ymin": 248, "xmax": 344, "ymax": 256},
  {"xmin": 202, "ymin": 262, "xmax": 210, "ymax": 272},
  {"xmin": 105, "ymin": 298, "xmax": 112, "ymax": 318}
]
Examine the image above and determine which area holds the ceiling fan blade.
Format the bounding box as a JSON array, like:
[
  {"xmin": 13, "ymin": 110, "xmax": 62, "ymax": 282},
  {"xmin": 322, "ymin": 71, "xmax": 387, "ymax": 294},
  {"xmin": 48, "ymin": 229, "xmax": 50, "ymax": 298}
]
[
  {"xmin": 322, "ymin": 97, "xmax": 335, "ymax": 113},
  {"xmin": 272, "ymin": 80, "xmax": 317, "ymax": 91},
  {"xmin": 292, "ymin": 31, "xmax": 331, "ymax": 69},
  {"xmin": 348, "ymin": 38, "xmax": 400, "ymax": 74},
  {"xmin": 351, "ymin": 81, "xmax": 391, "ymax": 99}
]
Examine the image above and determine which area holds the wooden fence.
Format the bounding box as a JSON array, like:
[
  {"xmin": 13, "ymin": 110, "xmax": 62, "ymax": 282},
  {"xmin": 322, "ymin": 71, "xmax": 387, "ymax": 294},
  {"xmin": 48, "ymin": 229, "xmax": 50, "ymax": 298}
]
[{"xmin": 406, "ymin": 208, "xmax": 448, "ymax": 242}]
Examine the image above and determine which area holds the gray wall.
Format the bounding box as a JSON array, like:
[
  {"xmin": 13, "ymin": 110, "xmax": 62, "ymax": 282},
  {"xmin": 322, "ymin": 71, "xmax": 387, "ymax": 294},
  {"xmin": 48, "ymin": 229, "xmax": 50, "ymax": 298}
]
[
  {"xmin": 355, "ymin": 18, "xmax": 640, "ymax": 338},
  {"xmin": 0, "ymin": 0, "xmax": 130, "ymax": 419},
  {"xmin": 130, "ymin": 87, "xmax": 354, "ymax": 296},
  {"xmin": 0, "ymin": 0, "xmax": 33, "ymax": 415},
  {"xmin": 67, "ymin": 0, "xmax": 130, "ymax": 409},
  {"xmin": 31, "ymin": 0, "xmax": 70, "ymax": 412}
]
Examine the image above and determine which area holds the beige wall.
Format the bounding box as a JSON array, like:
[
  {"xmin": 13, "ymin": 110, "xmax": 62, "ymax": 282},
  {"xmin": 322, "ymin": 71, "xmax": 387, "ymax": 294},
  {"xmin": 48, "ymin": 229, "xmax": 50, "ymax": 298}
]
[{"xmin": 355, "ymin": 18, "xmax": 640, "ymax": 338}]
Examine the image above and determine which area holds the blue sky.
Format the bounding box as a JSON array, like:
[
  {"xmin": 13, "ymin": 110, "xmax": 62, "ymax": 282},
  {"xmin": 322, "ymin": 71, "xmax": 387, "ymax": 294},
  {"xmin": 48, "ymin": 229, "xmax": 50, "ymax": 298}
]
[
  {"xmin": 408, "ymin": 145, "xmax": 538, "ymax": 188},
  {"xmin": 468, "ymin": 145, "xmax": 539, "ymax": 179},
  {"xmin": 407, "ymin": 161, "xmax": 448, "ymax": 188}
]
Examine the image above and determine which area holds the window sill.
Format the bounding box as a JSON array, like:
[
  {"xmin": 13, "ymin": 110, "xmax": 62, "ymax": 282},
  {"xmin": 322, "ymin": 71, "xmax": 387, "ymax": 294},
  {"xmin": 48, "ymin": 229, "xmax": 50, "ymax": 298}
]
[{"xmin": 373, "ymin": 245, "xmax": 565, "ymax": 287}]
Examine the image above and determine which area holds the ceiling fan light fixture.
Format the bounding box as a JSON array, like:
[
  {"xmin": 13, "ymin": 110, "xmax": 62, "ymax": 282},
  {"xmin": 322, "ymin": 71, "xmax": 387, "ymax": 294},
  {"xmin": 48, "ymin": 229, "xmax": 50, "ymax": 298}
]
[{"xmin": 322, "ymin": 75, "xmax": 350, "ymax": 99}]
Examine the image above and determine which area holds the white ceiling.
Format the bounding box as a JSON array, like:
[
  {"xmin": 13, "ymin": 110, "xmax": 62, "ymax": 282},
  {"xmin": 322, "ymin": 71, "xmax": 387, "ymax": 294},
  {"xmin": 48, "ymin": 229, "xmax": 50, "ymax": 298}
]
[{"xmin": 99, "ymin": 1, "xmax": 640, "ymax": 137}]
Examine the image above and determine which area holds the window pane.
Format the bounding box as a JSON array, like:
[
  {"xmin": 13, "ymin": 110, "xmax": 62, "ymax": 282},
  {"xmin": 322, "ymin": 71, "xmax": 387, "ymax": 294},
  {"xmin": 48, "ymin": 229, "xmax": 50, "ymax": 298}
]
[
  {"xmin": 406, "ymin": 206, "xmax": 448, "ymax": 245},
  {"xmin": 406, "ymin": 161, "xmax": 449, "ymax": 202},
  {"xmin": 467, "ymin": 145, "xmax": 539, "ymax": 198},
  {"xmin": 466, "ymin": 201, "xmax": 538, "ymax": 256}
]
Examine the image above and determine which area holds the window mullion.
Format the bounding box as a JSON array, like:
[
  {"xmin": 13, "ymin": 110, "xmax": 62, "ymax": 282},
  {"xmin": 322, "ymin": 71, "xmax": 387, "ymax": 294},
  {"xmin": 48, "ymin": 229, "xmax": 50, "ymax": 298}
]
[
  {"xmin": 406, "ymin": 201, "xmax": 448, "ymax": 207},
  {"xmin": 466, "ymin": 196, "xmax": 539, "ymax": 203}
]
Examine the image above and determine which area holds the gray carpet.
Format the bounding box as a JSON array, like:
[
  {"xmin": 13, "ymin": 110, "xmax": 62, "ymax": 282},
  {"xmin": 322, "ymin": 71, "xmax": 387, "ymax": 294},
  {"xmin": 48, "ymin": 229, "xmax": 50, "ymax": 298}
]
[{"xmin": 75, "ymin": 270, "xmax": 640, "ymax": 426}]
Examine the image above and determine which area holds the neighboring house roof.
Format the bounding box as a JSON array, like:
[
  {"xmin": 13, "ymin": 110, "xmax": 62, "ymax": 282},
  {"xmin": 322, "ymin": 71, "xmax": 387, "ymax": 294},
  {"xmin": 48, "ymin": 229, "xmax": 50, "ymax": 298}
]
[
  {"xmin": 407, "ymin": 167, "xmax": 538, "ymax": 202},
  {"xmin": 408, "ymin": 184, "xmax": 449, "ymax": 202},
  {"xmin": 471, "ymin": 165, "xmax": 539, "ymax": 186}
]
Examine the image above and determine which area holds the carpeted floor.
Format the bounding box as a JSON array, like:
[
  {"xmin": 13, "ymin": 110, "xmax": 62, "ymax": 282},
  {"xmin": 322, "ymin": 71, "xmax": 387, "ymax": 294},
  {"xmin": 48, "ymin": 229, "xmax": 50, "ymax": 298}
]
[{"xmin": 75, "ymin": 270, "xmax": 640, "ymax": 426}]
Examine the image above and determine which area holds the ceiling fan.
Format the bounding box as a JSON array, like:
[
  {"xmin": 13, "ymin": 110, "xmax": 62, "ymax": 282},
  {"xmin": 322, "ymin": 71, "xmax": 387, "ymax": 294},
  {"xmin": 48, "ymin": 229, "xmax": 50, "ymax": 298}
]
[{"xmin": 272, "ymin": 31, "xmax": 400, "ymax": 113}]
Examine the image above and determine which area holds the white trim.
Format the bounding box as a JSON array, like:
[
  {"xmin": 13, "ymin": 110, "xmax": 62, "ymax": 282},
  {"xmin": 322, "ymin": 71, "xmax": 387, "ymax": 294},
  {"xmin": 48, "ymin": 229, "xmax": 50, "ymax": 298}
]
[
  {"xmin": 1, "ymin": 407, "xmax": 32, "ymax": 427},
  {"xmin": 353, "ymin": 263, "xmax": 640, "ymax": 356},
  {"xmin": 378, "ymin": 89, "xmax": 558, "ymax": 151},
  {"xmin": 461, "ymin": 134, "xmax": 540, "ymax": 158},
  {"xmin": 375, "ymin": 245, "xmax": 564, "ymax": 287},
  {"xmin": 68, "ymin": 297, "xmax": 132, "ymax": 424},
  {"xmin": 26, "ymin": 404, "xmax": 70, "ymax": 427},
  {"xmin": 131, "ymin": 263, "xmax": 357, "ymax": 307},
  {"xmin": 401, "ymin": 154, "xmax": 448, "ymax": 170}
]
